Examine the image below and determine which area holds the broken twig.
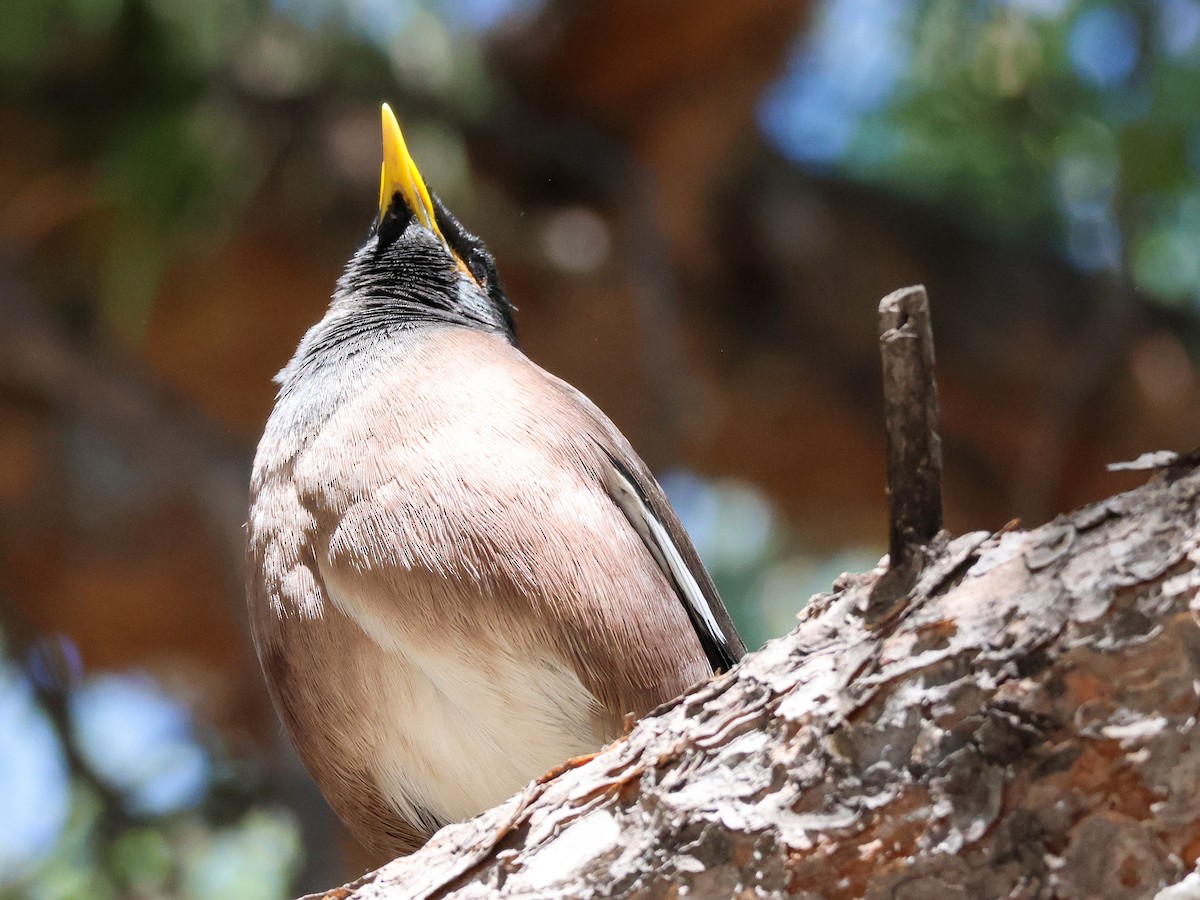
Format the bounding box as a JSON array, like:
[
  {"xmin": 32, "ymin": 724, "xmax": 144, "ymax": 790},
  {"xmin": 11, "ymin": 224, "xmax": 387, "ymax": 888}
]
[{"xmin": 878, "ymin": 285, "xmax": 943, "ymax": 566}]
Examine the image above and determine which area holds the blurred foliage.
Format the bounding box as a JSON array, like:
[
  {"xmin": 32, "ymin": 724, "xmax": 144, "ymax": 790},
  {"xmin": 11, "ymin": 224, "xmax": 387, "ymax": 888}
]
[
  {"xmin": 662, "ymin": 472, "xmax": 880, "ymax": 649},
  {"xmin": 762, "ymin": 0, "xmax": 1200, "ymax": 315},
  {"xmin": 0, "ymin": 0, "xmax": 513, "ymax": 335},
  {"xmin": 0, "ymin": 631, "xmax": 300, "ymax": 898}
]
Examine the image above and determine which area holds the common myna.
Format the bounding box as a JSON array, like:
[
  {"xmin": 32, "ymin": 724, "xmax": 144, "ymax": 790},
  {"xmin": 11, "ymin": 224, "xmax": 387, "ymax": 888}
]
[{"xmin": 245, "ymin": 104, "xmax": 746, "ymax": 858}]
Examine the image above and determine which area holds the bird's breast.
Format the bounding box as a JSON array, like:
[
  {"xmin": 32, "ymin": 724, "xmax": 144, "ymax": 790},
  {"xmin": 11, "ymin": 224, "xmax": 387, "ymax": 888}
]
[{"xmin": 327, "ymin": 606, "xmax": 608, "ymax": 826}]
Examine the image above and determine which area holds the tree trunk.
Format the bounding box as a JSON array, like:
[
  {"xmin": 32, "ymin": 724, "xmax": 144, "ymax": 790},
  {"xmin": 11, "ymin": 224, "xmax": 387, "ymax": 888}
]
[{"xmin": 304, "ymin": 447, "xmax": 1200, "ymax": 899}]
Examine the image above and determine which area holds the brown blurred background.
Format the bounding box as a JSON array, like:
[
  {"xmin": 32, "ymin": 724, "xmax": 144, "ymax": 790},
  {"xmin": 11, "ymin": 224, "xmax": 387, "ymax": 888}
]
[{"xmin": 2, "ymin": 0, "xmax": 1199, "ymax": 895}]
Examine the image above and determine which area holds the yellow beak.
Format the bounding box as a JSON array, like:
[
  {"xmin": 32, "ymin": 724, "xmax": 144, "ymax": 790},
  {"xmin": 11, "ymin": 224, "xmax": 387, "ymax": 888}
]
[{"xmin": 378, "ymin": 103, "xmax": 444, "ymax": 242}]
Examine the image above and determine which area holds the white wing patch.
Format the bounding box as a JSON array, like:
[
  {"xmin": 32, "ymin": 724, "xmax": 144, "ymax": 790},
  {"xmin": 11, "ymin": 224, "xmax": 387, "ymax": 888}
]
[{"xmin": 600, "ymin": 461, "xmax": 728, "ymax": 648}]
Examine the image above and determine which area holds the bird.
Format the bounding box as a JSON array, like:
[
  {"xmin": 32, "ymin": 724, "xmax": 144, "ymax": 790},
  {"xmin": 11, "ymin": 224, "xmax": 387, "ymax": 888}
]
[{"xmin": 245, "ymin": 103, "xmax": 746, "ymax": 859}]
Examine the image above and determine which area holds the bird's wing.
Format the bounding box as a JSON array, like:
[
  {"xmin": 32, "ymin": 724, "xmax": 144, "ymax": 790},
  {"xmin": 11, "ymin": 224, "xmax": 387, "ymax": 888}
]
[
  {"xmin": 589, "ymin": 438, "xmax": 745, "ymax": 673},
  {"xmin": 538, "ymin": 369, "xmax": 745, "ymax": 674}
]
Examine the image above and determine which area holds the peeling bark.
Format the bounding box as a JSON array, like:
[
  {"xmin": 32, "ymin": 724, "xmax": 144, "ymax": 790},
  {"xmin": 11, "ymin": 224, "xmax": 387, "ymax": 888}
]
[{"xmin": 305, "ymin": 458, "xmax": 1200, "ymax": 899}]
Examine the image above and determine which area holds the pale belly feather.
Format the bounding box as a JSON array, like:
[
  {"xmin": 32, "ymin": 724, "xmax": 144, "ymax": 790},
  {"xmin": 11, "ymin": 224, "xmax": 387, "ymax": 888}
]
[{"xmin": 322, "ymin": 564, "xmax": 607, "ymax": 828}]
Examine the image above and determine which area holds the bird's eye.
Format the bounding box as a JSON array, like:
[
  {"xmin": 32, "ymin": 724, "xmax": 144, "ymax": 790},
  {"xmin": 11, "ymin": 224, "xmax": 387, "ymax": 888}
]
[{"xmin": 465, "ymin": 252, "xmax": 489, "ymax": 288}]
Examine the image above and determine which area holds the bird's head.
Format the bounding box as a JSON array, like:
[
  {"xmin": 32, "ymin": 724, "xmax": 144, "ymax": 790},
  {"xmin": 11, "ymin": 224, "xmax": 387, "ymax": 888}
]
[{"xmin": 333, "ymin": 104, "xmax": 516, "ymax": 341}]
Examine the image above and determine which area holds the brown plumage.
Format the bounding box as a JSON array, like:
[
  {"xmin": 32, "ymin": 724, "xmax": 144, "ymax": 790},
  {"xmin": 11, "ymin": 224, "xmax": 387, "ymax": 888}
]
[{"xmin": 245, "ymin": 106, "xmax": 745, "ymax": 858}]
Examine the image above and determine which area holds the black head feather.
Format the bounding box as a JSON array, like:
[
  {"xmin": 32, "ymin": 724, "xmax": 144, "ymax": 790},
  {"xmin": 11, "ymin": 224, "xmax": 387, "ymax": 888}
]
[{"xmin": 333, "ymin": 188, "xmax": 518, "ymax": 344}]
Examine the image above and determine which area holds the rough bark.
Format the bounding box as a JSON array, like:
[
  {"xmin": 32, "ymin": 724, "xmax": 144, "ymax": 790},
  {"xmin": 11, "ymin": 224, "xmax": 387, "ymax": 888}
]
[{"xmin": 303, "ymin": 453, "xmax": 1200, "ymax": 899}]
